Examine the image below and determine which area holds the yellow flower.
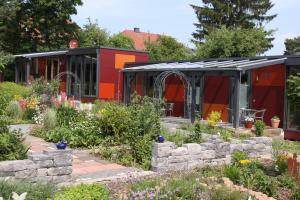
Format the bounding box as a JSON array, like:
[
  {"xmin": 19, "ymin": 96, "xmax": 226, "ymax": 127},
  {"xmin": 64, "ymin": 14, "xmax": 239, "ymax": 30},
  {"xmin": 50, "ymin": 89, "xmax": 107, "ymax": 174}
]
[
  {"xmin": 13, "ymin": 94, "xmax": 22, "ymax": 101},
  {"xmin": 98, "ymin": 109, "xmax": 106, "ymax": 115},
  {"xmin": 27, "ymin": 96, "xmax": 39, "ymax": 109},
  {"xmin": 239, "ymin": 159, "xmax": 251, "ymax": 165}
]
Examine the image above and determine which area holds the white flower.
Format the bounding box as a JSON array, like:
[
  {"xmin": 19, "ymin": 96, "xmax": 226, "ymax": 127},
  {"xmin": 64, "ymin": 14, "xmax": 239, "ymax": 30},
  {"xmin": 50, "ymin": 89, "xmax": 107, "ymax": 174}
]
[{"xmin": 245, "ymin": 116, "xmax": 254, "ymax": 122}]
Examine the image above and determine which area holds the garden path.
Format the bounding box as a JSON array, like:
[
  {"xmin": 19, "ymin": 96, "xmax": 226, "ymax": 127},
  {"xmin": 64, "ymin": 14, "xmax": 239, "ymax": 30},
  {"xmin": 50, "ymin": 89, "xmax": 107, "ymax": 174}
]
[{"xmin": 9, "ymin": 124, "xmax": 148, "ymax": 183}]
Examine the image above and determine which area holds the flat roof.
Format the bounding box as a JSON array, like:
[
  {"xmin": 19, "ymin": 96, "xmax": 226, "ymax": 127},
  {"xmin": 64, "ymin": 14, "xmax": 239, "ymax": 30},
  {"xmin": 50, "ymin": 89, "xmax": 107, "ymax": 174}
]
[
  {"xmin": 123, "ymin": 57, "xmax": 287, "ymax": 72},
  {"xmin": 14, "ymin": 46, "xmax": 148, "ymax": 58}
]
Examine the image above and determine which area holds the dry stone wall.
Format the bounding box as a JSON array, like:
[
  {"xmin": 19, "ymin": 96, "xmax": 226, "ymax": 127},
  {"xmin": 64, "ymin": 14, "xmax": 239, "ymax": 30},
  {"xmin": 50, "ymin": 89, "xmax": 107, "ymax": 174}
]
[
  {"xmin": 0, "ymin": 149, "xmax": 72, "ymax": 183},
  {"xmin": 151, "ymin": 135, "xmax": 272, "ymax": 172}
]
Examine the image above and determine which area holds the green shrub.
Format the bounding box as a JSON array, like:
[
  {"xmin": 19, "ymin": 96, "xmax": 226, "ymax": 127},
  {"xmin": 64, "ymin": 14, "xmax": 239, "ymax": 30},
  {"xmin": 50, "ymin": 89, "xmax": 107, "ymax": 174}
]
[
  {"xmin": 253, "ymin": 170, "xmax": 277, "ymax": 197},
  {"xmin": 43, "ymin": 108, "xmax": 57, "ymax": 130},
  {"xmin": 54, "ymin": 184, "xmax": 109, "ymax": 200},
  {"xmin": 224, "ymin": 165, "xmax": 241, "ymax": 184},
  {"xmin": 274, "ymin": 152, "xmax": 289, "ymax": 174},
  {"xmin": 219, "ymin": 128, "xmax": 232, "ymax": 142},
  {"xmin": 0, "ymin": 82, "xmax": 31, "ymax": 100},
  {"xmin": 186, "ymin": 120, "xmax": 202, "ymax": 143},
  {"xmin": 0, "ymin": 96, "xmax": 9, "ymax": 115},
  {"xmin": 23, "ymin": 108, "xmax": 37, "ymax": 121},
  {"xmin": 0, "ymin": 117, "xmax": 28, "ymax": 161},
  {"xmin": 254, "ymin": 120, "xmax": 265, "ymax": 136},
  {"xmin": 6, "ymin": 100, "xmax": 23, "ymax": 119},
  {"xmin": 231, "ymin": 151, "xmax": 249, "ymax": 165},
  {"xmin": 209, "ymin": 186, "xmax": 248, "ymax": 200},
  {"xmin": 56, "ymin": 105, "xmax": 84, "ymax": 126},
  {"xmin": 31, "ymin": 78, "xmax": 59, "ymax": 98},
  {"xmin": 278, "ymin": 173, "xmax": 295, "ymax": 189},
  {"xmin": 0, "ymin": 180, "xmax": 56, "ymax": 200},
  {"xmin": 293, "ymin": 187, "xmax": 300, "ymax": 200}
]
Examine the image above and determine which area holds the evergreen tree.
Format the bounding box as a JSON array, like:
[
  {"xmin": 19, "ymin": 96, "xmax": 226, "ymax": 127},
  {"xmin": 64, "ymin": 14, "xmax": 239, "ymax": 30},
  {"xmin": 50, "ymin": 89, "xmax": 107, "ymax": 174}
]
[
  {"xmin": 284, "ymin": 37, "xmax": 300, "ymax": 55},
  {"xmin": 191, "ymin": 0, "xmax": 276, "ymax": 42}
]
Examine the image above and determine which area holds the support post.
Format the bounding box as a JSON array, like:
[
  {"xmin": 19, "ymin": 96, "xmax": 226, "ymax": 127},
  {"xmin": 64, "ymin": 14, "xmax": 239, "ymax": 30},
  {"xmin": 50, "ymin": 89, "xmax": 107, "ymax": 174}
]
[
  {"xmin": 15, "ymin": 62, "xmax": 19, "ymax": 83},
  {"xmin": 190, "ymin": 75, "xmax": 196, "ymax": 123},
  {"xmin": 233, "ymin": 71, "xmax": 241, "ymax": 128},
  {"xmin": 25, "ymin": 59, "xmax": 30, "ymax": 84}
]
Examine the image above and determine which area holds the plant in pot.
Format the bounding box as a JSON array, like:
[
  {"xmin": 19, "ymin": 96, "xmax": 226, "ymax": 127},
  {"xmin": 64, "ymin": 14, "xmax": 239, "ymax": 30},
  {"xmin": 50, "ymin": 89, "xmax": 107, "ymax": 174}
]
[
  {"xmin": 271, "ymin": 115, "xmax": 280, "ymax": 128},
  {"xmin": 244, "ymin": 116, "xmax": 254, "ymax": 129}
]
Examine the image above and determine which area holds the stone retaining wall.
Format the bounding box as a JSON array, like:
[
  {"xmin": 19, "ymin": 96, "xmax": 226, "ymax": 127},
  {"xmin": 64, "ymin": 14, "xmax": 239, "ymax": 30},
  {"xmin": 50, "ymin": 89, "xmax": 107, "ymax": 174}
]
[
  {"xmin": 0, "ymin": 149, "xmax": 72, "ymax": 183},
  {"xmin": 151, "ymin": 135, "xmax": 272, "ymax": 172}
]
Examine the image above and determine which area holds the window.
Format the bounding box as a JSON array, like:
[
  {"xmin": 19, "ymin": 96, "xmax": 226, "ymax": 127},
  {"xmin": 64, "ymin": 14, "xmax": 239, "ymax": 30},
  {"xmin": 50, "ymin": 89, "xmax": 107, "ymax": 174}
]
[
  {"xmin": 45, "ymin": 58, "xmax": 60, "ymax": 80},
  {"xmin": 287, "ymin": 67, "xmax": 300, "ymax": 131},
  {"xmin": 69, "ymin": 54, "xmax": 97, "ymax": 97}
]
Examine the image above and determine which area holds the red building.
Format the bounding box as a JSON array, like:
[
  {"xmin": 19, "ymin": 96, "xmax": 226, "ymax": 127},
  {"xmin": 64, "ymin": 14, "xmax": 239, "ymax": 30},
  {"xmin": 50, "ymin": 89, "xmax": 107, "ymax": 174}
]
[
  {"xmin": 123, "ymin": 56, "xmax": 300, "ymax": 140},
  {"xmin": 14, "ymin": 47, "xmax": 149, "ymax": 102}
]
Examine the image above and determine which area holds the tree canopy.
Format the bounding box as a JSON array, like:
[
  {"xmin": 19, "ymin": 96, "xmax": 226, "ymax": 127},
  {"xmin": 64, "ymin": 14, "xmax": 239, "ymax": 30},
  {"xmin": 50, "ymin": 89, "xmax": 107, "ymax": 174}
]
[
  {"xmin": 109, "ymin": 33, "xmax": 135, "ymax": 50},
  {"xmin": 191, "ymin": 0, "xmax": 276, "ymax": 42},
  {"xmin": 0, "ymin": 0, "xmax": 83, "ymax": 54},
  {"xmin": 195, "ymin": 26, "xmax": 272, "ymax": 59},
  {"xmin": 284, "ymin": 37, "xmax": 300, "ymax": 55},
  {"xmin": 145, "ymin": 36, "xmax": 193, "ymax": 61}
]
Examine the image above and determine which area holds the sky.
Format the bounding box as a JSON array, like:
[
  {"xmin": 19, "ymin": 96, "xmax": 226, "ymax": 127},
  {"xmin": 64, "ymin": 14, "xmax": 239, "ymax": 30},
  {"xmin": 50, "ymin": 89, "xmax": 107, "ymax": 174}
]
[{"xmin": 72, "ymin": 0, "xmax": 300, "ymax": 56}]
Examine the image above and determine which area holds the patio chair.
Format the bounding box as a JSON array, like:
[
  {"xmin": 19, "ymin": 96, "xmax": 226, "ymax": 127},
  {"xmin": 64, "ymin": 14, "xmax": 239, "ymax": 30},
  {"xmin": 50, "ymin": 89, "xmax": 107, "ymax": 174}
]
[
  {"xmin": 165, "ymin": 103, "xmax": 174, "ymax": 116},
  {"xmin": 253, "ymin": 109, "xmax": 266, "ymax": 121}
]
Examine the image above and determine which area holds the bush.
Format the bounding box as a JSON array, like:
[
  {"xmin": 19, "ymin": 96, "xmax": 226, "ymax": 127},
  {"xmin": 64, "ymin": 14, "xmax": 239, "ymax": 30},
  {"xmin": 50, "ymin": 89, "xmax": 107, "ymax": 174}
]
[
  {"xmin": 0, "ymin": 180, "xmax": 56, "ymax": 200},
  {"xmin": 207, "ymin": 111, "xmax": 221, "ymax": 127},
  {"xmin": 0, "ymin": 82, "xmax": 31, "ymax": 100},
  {"xmin": 23, "ymin": 108, "xmax": 37, "ymax": 121},
  {"xmin": 224, "ymin": 165, "xmax": 241, "ymax": 184},
  {"xmin": 253, "ymin": 170, "xmax": 277, "ymax": 197},
  {"xmin": 0, "ymin": 96, "xmax": 9, "ymax": 115},
  {"xmin": 6, "ymin": 100, "xmax": 23, "ymax": 119},
  {"xmin": 54, "ymin": 184, "xmax": 109, "ymax": 200},
  {"xmin": 278, "ymin": 173, "xmax": 295, "ymax": 189},
  {"xmin": 274, "ymin": 152, "xmax": 289, "ymax": 174},
  {"xmin": 31, "ymin": 78, "xmax": 59, "ymax": 98},
  {"xmin": 56, "ymin": 105, "xmax": 84, "ymax": 126},
  {"xmin": 254, "ymin": 120, "xmax": 265, "ymax": 136},
  {"xmin": 0, "ymin": 117, "xmax": 28, "ymax": 161},
  {"xmin": 293, "ymin": 187, "xmax": 300, "ymax": 200},
  {"xmin": 43, "ymin": 108, "xmax": 57, "ymax": 130},
  {"xmin": 209, "ymin": 186, "xmax": 249, "ymax": 200},
  {"xmin": 231, "ymin": 151, "xmax": 249, "ymax": 165}
]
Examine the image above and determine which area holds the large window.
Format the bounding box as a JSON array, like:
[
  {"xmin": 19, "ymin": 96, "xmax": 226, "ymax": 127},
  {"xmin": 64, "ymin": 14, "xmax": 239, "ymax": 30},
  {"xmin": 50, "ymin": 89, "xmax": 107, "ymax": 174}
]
[
  {"xmin": 287, "ymin": 67, "xmax": 300, "ymax": 131},
  {"xmin": 69, "ymin": 54, "xmax": 97, "ymax": 97},
  {"xmin": 45, "ymin": 58, "xmax": 59, "ymax": 80}
]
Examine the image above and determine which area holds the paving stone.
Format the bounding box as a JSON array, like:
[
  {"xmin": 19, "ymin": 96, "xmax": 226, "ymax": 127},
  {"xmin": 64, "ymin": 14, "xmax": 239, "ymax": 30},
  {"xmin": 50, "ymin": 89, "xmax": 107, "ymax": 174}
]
[
  {"xmin": 171, "ymin": 147, "xmax": 188, "ymax": 156},
  {"xmin": 182, "ymin": 143, "xmax": 203, "ymax": 155},
  {"xmin": 28, "ymin": 153, "xmax": 52, "ymax": 161},
  {"xmin": 47, "ymin": 166, "xmax": 72, "ymax": 176}
]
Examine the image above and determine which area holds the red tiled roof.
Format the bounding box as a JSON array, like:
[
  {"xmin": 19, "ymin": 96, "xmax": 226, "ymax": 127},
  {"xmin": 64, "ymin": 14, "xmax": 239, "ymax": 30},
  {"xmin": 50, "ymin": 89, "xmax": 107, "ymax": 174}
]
[{"xmin": 121, "ymin": 29, "xmax": 160, "ymax": 50}]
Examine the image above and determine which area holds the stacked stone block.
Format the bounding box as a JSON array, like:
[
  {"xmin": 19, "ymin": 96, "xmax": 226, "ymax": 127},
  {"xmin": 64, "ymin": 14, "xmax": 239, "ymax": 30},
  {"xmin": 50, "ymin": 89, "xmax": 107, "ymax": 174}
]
[
  {"xmin": 151, "ymin": 135, "xmax": 272, "ymax": 172},
  {"xmin": 0, "ymin": 149, "xmax": 73, "ymax": 183}
]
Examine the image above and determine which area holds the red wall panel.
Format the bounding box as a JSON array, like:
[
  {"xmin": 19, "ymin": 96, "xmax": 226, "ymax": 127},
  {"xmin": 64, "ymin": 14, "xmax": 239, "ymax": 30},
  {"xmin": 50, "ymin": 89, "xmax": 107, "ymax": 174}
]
[
  {"xmin": 164, "ymin": 75, "xmax": 185, "ymax": 117},
  {"xmin": 251, "ymin": 64, "xmax": 285, "ymax": 127},
  {"xmin": 203, "ymin": 76, "xmax": 230, "ymax": 122},
  {"xmin": 99, "ymin": 48, "xmax": 149, "ymax": 101}
]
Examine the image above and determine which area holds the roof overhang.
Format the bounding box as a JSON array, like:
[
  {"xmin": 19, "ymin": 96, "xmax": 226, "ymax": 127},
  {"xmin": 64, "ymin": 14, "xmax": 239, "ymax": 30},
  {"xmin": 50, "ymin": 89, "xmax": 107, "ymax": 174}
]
[
  {"xmin": 123, "ymin": 57, "xmax": 287, "ymax": 72},
  {"xmin": 14, "ymin": 50, "xmax": 68, "ymax": 59}
]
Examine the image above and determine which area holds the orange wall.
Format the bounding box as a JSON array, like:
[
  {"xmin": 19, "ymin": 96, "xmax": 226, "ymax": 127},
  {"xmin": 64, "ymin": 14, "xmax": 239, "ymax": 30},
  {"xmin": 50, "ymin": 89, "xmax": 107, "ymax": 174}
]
[{"xmin": 203, "ymin": 76, "xmax": 230, "ymax": 122}]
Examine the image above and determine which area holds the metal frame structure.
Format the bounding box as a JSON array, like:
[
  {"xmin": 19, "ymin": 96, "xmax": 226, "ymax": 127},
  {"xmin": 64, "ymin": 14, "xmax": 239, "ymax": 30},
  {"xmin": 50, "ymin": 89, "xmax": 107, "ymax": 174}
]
[{"xmin": 123, "ymin": 57, "xmax": 287, "ymax": 128}]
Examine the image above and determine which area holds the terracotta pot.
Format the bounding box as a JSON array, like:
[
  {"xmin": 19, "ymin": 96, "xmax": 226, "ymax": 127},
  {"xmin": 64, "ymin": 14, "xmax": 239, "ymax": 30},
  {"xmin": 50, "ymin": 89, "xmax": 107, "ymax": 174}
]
[
  {"xmin": 245, "ymin": 121, "xmax": 253, "ymax": 129},
  {"xmin": 271, "ymin": 119, "xmax": 280, "ymax": 128}
]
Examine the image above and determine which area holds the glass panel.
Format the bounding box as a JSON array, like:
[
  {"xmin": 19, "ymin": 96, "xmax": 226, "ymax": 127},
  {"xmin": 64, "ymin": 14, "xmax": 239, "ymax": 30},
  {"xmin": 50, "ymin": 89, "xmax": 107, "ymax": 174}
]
[
  {"xmin": 287, "ymin": 66, "xmax": 300, "ymax": 130},
  {"xmin": 239, "ymin": 73, "xmax": 249, "ymax": 109}
]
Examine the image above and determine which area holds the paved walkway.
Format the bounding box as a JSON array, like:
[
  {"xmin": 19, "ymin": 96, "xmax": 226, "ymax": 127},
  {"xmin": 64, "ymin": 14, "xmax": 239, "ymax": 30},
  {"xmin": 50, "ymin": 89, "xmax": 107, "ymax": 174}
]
[{"xmin": 9, "ymin": 124, "xmax": 144, "ymax": 182}]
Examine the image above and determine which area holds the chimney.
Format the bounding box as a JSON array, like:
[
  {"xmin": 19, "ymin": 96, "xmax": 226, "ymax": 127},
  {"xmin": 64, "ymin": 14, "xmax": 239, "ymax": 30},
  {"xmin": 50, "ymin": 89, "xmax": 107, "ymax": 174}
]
[{"xmin": 134, "ymin": 27, "xmax": 140, "ymax": 33}]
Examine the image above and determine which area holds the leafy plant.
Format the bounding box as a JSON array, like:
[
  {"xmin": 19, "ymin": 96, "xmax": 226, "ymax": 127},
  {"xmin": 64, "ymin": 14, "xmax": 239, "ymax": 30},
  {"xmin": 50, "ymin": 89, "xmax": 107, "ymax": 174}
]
[
  {"xmin": 254, "ymin": 120, "xmax": 265, "ymax": 136},
  {"xmin": 23, "ymin": 108, "xmax": 37, "ymax": 121},
  {"xmin": 231, "ymin": 151, "xmax": 249, "ymax": 165},
  {"xmin": 224, "ymin": 165, "xmax": 241, "ymax": 184},
  {"xmin": 207, "ymin": 111, "xmax": 221, "ymax": 127},
  {"xmin": 6, "ymin": 100, "xmax": 23, "ymax": 119},
  {"xmin": 274, "ymin": 152, "xmax": 289, "ymax": 174},
  {"xmin": 278, "ymin": 173, "xmax": 295, "ymax": 189},
  {"xmin": 0, "ymin": 82, "xmax": 31, "ymax": 101},
  {"xmin": 272, "ymin": 115, "xmax": 280, "ymax": 120},
  {"xmin": 0, "ymin": 180, "xmax": 56, "ymax": 200},
  {"xmin": 293, "ymin": 186, "xmax": 300, "ymax": 200},
  {"xmin": 56, "ymin": 105, "xmax": 84, "ymax": 127},
  {"xmin": 54, "ymin": 184, "xmax": 109, "ymax": 200},
  {"xmin": 43, "ymin": 108, "xmax": 57, "ymax": 130},
  {"xmin": 253, "ymin": 170, "xmax": 278, "ymax": 197}
]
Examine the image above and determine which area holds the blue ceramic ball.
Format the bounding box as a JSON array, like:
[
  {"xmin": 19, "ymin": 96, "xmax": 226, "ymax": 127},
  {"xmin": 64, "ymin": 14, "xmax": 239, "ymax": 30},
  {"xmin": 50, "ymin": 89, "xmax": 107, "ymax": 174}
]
[{"xmin": 158, "ymin": 135, "xmax": 165, "ymax": 143}]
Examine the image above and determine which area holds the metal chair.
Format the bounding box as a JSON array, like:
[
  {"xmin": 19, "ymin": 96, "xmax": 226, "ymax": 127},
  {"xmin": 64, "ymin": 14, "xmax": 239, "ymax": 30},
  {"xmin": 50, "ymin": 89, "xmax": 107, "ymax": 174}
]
[{"xmin": 165, "ymin": 103, "xmax": 174, "ymax": 116}]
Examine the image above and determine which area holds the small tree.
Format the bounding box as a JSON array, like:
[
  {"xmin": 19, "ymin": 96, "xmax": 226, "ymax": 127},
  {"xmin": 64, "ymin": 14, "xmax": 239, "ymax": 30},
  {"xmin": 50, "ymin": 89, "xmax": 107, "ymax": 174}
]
[
  {"xmin": 109, "ymin": 33, "xmax": 135, "ymax": 50},
  {"xmin": 145, "ymin": 35, "xmax": 193, "ymax": 61},
  {"xmin": 287, "ymin": 73, "xmax": 300, "ymax": 107},
  {"xmin": 195, "ymin": 26, "xmax": 272, "ymax": 59}
]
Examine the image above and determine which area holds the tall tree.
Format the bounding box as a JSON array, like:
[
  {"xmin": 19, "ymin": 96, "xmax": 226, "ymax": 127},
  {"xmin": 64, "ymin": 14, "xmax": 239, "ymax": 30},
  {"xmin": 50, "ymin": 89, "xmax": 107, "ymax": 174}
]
[
  {"xmin": 195, "ymin": 26, "xmax": 272, "ymax": 58},
  {"xmin": 191, "ymin": 0, "xmax": 276, "ymax": 42},
  {"xmin": 284, "ymin": 37, "xmax": 300, "ymax": 55},
  {"xmin": 145, "ymin": 36, "xmax": 193, "ymax": 61},
  {"xmin": 77, "ymin": 18, "xmax": 110, "ymax": 48},
  {"xmin": 0, "ymin": 0, "xmax": 82, "ymax": 54}
]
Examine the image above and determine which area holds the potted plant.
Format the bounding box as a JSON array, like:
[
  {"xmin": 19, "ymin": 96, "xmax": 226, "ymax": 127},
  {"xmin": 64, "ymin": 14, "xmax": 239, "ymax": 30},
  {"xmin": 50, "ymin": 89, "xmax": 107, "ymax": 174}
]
[
  {"xmin": 244, "ymin": 116, "xmax": 254, "ymax": 129},
  {"xmin": 271, "ymin": 115, "xmax": 280, "ymax": 128}
]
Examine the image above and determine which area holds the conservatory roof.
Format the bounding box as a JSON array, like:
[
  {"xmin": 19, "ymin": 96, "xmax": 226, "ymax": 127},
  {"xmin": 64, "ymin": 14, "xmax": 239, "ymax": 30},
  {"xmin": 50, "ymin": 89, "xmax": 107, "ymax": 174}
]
[
  {"xmin": 123, "ymin": 57, "xmax": 287, "ymax": 72},
  {"xmin": 14, "ymin": 50, "xmax": 68, "ymax": 58}
]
